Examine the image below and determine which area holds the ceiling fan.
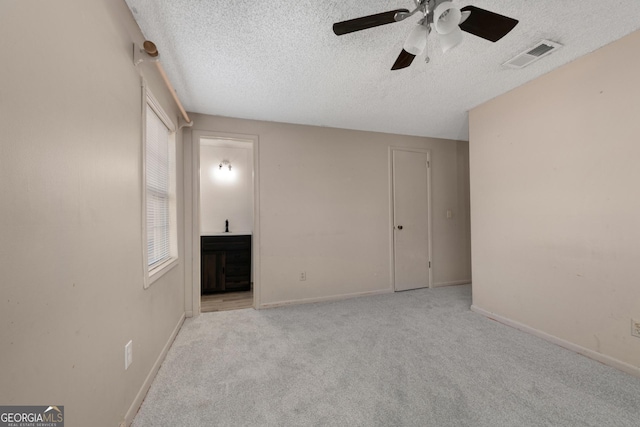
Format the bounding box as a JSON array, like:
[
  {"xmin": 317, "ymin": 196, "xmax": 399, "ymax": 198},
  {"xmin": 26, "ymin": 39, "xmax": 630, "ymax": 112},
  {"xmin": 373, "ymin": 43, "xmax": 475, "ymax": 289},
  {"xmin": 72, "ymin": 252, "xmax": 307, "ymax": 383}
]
[{"xmin": 332, "ymin": 0, "xmax": 518, "ymax": 70}]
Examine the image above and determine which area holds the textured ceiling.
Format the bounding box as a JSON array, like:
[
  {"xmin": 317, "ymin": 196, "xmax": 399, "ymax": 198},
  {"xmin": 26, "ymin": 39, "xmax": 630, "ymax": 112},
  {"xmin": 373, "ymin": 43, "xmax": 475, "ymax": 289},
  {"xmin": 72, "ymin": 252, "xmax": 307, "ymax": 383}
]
[{"xmin": 125, "ymin": 0, "xmax": 640, "ymax": 141}]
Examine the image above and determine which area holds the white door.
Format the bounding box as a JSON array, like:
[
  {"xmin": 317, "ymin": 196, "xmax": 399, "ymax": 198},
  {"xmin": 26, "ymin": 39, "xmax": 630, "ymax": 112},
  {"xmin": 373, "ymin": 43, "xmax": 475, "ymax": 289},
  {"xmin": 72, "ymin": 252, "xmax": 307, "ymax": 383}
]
[{"xmin": 392, "ymin": 149, "xmax": 431, "ymax": 291}]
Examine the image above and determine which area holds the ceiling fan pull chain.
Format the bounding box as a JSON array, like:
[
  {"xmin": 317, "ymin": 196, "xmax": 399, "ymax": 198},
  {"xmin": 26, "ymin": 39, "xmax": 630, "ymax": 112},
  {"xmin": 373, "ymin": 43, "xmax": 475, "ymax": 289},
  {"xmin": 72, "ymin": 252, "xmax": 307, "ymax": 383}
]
[{"xmin": 424, "ymin": 21, "xmax": 431, "ymax": 63}]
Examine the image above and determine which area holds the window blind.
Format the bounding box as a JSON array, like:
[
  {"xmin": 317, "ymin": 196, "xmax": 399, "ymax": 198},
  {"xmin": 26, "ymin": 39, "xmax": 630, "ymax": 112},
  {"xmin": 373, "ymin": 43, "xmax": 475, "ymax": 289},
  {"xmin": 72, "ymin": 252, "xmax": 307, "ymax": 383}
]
[{"xmin": 146, "ymin": 104, "xmax": 171, "ymax": 268}]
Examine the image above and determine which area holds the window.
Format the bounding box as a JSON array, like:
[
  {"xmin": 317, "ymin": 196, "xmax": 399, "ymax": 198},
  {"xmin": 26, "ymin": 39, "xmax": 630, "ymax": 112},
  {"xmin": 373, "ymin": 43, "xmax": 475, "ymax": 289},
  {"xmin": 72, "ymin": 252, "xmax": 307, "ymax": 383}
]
[{"xmin": 144, "ymin": 89, "xmax": 177, "ymax": 287}]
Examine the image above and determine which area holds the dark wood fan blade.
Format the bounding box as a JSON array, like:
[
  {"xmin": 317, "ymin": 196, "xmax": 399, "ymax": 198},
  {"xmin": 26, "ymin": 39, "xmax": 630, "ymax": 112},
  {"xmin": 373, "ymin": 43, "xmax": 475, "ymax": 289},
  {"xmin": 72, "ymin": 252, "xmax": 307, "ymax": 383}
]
[
  {"xmin": 391, "ymin": 49, "xmax": 415, "ymax": 70},
  {"xmin": 459, "ymin": 6, "xmax": 518, "ymax": 42},
  {"xmin": 333, "ymin": 9, "xmax": 410, "ymax": 36}
]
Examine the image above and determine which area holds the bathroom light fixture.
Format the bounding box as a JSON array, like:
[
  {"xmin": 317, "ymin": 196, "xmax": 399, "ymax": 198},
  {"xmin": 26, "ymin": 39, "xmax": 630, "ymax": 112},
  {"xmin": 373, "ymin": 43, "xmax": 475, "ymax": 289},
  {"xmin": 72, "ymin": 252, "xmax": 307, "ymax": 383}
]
[{"xmin": 219, "ymin": 160, "xmax": 232, "ymax": 171}]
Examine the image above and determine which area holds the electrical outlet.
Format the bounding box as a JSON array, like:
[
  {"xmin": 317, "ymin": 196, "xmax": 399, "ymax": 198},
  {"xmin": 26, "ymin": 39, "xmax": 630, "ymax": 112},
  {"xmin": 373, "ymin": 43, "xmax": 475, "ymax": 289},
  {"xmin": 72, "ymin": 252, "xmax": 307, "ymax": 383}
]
[
  {"xmin": 125, "ymin": 340, "xmax": 133, "ymax": 370},
  {"xmin": 632, "ymin": 319, "xmax": 640, "ymax": 339},
  {"xmin": 299, "ymin": 272, "xmax": 306, "ymax": 281}
]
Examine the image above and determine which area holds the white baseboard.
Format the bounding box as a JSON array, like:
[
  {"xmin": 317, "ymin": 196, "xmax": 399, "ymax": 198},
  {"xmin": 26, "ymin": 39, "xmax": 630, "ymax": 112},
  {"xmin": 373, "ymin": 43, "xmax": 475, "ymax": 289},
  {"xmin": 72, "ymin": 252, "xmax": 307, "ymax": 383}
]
[
  {"xmin": 259, "ymin": 288, "xmax": 393, "ymax": 309},
  {"xmin": 470, "ymin": 304, "xmax": 640, "ymax": 380},
  {"xmin": 122, "ymin": 313, "xmax": 186, "ymax": 426},
  {"xmin": 433, "ymin": 279, "xmax": 471, "ymax": 288}
]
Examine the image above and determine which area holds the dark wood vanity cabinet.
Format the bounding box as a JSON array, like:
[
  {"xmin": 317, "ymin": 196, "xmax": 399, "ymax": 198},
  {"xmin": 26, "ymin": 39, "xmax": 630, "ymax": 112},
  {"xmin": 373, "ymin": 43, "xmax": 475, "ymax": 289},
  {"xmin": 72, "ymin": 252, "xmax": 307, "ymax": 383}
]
[{"xmin": 201, "ymin": 235, "xmax": 251, "ymax": 294}]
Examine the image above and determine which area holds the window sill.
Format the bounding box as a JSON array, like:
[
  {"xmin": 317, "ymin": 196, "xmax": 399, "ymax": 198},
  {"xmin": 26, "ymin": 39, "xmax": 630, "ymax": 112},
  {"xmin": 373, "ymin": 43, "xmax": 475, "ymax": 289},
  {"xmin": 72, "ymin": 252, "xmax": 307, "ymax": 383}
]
[{"xmin": 145, "ymin": 257, "xmax": 179, "ymax": 289}]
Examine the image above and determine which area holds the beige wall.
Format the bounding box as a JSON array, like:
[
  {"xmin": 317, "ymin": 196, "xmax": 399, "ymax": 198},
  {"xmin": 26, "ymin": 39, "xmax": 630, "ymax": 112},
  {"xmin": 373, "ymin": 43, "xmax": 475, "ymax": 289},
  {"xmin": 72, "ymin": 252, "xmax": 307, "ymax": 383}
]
[
  {"xmin": 469, "ymin": 30, "xmax": 640, "ymax": 372},
  {"xmin": 0, "ymin": 1, "xmax": 185, "ymax": 426},
  {"xmin": 200, "ymin": 144, "xmax": 254, "ymax": 234},
  {"xmin": 186, "ymin": 115, "xmax": 471, "ymax": 307}
]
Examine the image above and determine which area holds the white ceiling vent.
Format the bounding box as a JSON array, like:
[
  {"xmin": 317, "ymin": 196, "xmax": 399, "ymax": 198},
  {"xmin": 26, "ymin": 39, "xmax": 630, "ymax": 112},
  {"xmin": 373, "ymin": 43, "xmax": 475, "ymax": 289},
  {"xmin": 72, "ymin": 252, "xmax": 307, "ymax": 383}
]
[{"xmin": 503, "ymin": 40, "xmax": 562, "ymax": 69}]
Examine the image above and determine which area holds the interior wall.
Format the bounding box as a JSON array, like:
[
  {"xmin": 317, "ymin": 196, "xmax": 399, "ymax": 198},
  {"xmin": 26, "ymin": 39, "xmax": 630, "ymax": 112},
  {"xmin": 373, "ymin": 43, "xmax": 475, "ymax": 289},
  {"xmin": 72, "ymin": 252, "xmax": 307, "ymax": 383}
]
[
  {"xmin": 200, "ymin": 144, "xmax": 253, "ymax": 234},
  {"xmin": 185, "ymin": 115, "xmax": 471, "ymax": 307},
  {"xmin": 0, "ymin": 1, "xmax": 185, "ymax": 426},
  {"xmin": 469, "ymin": 30, "xmax": 640, "ymax": 371}
]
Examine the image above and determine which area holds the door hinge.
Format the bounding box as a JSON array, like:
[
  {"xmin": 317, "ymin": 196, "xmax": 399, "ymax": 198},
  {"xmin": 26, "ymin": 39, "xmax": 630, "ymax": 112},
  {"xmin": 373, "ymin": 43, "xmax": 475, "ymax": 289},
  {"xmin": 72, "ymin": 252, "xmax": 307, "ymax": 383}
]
[
  {"xmin": 426, "ymin": 161, "xmax": 430, "ymax": 168},
  {"xmin": 429, "ymin": 261, "xmax": 431, "ymax": 268}
]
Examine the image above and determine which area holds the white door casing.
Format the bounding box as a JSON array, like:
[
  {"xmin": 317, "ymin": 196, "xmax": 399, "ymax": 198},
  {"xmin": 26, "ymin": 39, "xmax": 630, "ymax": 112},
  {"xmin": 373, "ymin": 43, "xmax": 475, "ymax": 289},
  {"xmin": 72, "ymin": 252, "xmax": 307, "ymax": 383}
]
[{"xmin": 189, "ymin": 130, "xmax": 260, "ymax": 315}]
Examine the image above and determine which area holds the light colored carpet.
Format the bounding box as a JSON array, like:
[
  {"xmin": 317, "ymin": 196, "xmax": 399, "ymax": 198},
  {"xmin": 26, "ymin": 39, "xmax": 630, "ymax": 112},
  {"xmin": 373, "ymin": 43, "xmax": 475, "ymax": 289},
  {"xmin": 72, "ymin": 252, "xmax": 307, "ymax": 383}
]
[{"xmin": 132, "ymin": 285, "xmax": 640, "ymax": 426}]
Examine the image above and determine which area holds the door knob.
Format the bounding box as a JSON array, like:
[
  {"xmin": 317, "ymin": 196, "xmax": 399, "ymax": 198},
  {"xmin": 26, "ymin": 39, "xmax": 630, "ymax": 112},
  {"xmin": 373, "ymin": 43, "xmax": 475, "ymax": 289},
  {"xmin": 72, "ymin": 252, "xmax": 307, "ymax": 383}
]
[{"xmin": 397, "ymin": 225, "xmax": 403, "ymax": 230}]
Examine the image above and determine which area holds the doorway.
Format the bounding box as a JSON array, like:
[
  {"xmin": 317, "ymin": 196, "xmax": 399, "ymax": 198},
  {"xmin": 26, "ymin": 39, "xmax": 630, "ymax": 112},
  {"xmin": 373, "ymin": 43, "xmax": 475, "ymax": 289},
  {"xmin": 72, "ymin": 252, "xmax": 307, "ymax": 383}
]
[
  {"xmin": 390, "ymin": 148, "xmax": 432, "ymax": 291},
  {"xmin": 191, "ymin": 131, "xmax": 259, "ymax": 314}
]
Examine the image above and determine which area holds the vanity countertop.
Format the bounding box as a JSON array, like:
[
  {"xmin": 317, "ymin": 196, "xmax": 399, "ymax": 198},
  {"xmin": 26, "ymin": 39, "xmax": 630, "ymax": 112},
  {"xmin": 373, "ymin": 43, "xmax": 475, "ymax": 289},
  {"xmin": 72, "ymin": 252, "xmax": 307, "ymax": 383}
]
[{"xmin": 201, "ymin": 231, "xmax": 252, "ymax": 236}]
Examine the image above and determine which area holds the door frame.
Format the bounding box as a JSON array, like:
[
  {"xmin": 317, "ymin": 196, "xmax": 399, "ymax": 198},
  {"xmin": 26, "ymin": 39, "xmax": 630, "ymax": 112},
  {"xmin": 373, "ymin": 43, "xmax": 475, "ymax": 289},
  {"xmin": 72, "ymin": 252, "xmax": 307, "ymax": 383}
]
[
  {"xmin": 188, "ymin": 130, "xmax": 260, "ymax": 316},
  {"xmin": 388, "ymin": 147, "xmax": 433, "ymax": 291}
]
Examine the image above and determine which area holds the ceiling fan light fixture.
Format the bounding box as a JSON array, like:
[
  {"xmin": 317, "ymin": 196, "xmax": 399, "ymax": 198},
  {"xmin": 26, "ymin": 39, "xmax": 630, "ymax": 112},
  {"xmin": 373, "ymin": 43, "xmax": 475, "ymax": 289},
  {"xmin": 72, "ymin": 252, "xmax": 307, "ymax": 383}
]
[
  {"xmin": 459, "ymin": 10, "xmax": 471, "ymax": 25},
  {"xmin": 434, "ymin": 1, "xmax": 462, "ymax": 35},
  {"xmin": 403, "ymin": 24, "xmax": 428, "ymax": 55},
  {"xmin": 439, "ymin": 26, "xmax": 463, "ymax": 53}
]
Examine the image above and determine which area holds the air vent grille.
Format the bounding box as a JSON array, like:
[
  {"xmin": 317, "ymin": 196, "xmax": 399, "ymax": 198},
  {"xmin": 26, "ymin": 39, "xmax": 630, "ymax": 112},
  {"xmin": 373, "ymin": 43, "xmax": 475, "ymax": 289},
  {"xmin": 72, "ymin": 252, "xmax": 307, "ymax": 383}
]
[
  {"xmin": 527, "ymin": 43, "xmax": 555, "ymax": 57},
  {"xmin": 503, "ymin": 40, "xmax": 562, "ymax": 69}
]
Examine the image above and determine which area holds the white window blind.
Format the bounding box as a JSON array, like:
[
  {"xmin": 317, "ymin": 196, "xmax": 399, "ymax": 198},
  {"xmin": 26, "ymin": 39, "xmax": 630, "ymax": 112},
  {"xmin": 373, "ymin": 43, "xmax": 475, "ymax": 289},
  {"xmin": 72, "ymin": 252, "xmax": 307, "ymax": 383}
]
[{"xmin": 146, "ymin": 103, "xmax": 171, "ymax": 268}]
